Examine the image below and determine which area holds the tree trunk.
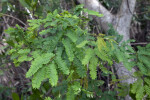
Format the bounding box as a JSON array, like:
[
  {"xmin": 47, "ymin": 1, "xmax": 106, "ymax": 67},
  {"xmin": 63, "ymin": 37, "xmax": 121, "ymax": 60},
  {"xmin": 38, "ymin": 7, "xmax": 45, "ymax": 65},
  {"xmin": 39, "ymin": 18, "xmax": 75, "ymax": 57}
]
[{"xmin": 77, "ymin": 0, "xmax": 137, "ymax": 100}]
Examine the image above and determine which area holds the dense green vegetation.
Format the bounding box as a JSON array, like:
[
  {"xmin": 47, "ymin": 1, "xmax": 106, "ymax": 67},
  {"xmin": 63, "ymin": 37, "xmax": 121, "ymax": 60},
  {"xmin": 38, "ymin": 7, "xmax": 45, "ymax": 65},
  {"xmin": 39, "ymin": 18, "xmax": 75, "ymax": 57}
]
[{"xmin": 0, "ymin": 0, "xmax": 150, "ymax": 100}]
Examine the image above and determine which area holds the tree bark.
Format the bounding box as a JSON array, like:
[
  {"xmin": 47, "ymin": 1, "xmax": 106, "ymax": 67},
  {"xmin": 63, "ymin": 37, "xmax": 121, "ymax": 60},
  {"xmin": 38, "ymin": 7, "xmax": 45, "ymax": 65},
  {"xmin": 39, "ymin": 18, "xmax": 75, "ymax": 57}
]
[{"xmin": 77, "ymin": 0, "xmax": 137, "ymax": 100}]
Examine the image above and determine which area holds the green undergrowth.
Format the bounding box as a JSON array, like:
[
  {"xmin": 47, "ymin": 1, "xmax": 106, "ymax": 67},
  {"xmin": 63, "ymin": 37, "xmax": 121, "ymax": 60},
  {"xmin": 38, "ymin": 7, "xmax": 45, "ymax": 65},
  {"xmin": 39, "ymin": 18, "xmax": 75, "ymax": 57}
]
[{"xmin": 4, "ymin": 7, "xmax": 150, "ymax": 100}]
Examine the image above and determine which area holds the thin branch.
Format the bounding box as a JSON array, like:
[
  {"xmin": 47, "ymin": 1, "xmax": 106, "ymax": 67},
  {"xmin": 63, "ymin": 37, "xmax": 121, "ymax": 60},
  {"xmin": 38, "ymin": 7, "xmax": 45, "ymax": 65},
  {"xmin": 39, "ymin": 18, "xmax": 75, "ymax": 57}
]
[
  {"xmin": 130, "ymin": 42, "xmax": 149, "ymax": 45},
  {"xmin": 0, "ymin": 13, "xmax": 27, "ymax": 27}
]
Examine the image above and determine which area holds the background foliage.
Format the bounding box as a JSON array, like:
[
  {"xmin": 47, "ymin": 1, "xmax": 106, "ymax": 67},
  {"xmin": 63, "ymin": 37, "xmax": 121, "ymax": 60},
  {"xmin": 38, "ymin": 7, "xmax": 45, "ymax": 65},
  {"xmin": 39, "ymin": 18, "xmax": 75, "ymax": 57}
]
[{"xmin": 0, "ymin": 0, "xmax": 150, "ymax": 100}]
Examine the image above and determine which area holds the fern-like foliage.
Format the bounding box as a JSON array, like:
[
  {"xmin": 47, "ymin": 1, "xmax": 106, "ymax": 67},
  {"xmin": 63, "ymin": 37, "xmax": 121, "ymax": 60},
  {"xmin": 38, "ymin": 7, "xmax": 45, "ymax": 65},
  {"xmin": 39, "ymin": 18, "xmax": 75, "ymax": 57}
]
[
  {"xmin": 67, "ymin": 86, "xmax": 75, "ymax": 100},
  {"xmin": 55, "ymin": 47, "xmax": 70, "ymax": 75},
  {"xmin": 62, "ymin": 38, "xmax": 75, "ymax": 62},
  {"xmin": 26, "ymin": 53, "xmax": 55, "ymax": 78},
  {"xmin": 89, "ymin": 56, "xmax": 98, "ymax": 80},
  {"xmin": 45, "ymin": 97, "xmax": 52, "ymax": 100},
  {"xmin": 136, "ymin": 44, "xmax": 150, "ymax": 75},
  {"xmin": 5, "ymin": 8, "xmax": 150, "ymax": 100},
  {"xmin": 82, "ymin": 48, "xmax": 94, "ymax": 65},
  {"xmin": 130, "ymin": 78, "xmax": 144, "ymax": 100},
  {"xmin": 32, "ymin": 66, "xmax": 46, "ymax": 89},
  {"xmin": 73, "ymin": 58, "xmax": 86, "ymax": 78},
  {"xmin": 130, "ymin": 71, "xmax": 150, "ymax": 100},
  {"xmin": 46, "ymin": 62, "xmax": 58, "ymax": 87}
]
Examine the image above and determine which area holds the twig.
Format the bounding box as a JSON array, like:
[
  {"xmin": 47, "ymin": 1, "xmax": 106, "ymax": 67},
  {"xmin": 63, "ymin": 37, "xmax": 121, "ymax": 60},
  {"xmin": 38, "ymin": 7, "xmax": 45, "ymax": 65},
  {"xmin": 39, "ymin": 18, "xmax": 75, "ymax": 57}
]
[
  {"xmin": 1, "ymin": 13, "xmax": 27, "ymax": 27},
  {"xmin": 130, "ymin": 42, "xmax": 149, "ymax": 45}
]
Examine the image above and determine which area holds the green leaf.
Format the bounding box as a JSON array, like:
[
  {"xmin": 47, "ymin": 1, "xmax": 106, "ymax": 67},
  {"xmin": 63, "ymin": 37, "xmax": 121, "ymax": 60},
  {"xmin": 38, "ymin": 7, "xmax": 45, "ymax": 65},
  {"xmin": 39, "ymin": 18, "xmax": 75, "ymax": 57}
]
[
  {"xmin": 50, "ymin": 20, "xmax": 58, "ymax": 26},
  {"xmin": 144, "ymin": 85, "xmax": 150, "ymax": 96},
  {"xmin": 44, "ymin": 22, "xmax": 53, "ymax": 28},
  {"xmin": 76, "ymin": 40, "xmax": 89, "ymax": 48},
  {"xmin": 75, "ymin": 4, "xmax": 84, "ymax": 10},
  {"xmin": 45, "ymin": 97, "xmax": 52, "ymax": 100},
  {"xmin": 74, "ymin": 58, "xmax": 86, "ymax": 78},
  {"xmin": 46, "ymin": 62, "xmax": 58, "ymax": 87},
  {"xmin": 138, "ymin": 55, "xmax": 150, "ymax": 68},
  {"xmin": 19, "ymin": 0, "xmax": 30, "ymax": 9},
  {"xmin": 26, "ymin": 53, "xmax": 55, "ymax": 78},
  {"xmin": 12, "ymin": 93, "xmax": 20, "ymax": 100},
  {"xmin": 136, "ymin": 85, "xmax": 144, "ymax": 100},
  {"xmin": 18, "ymin": 55, "xmax": 32, "ymax": 62},
  {"xmin": 82, "ymin": 48, "xmax": 94, "ymax": 65},
  {"xmin": 84, "ymin": 9, "xmax": 103, "ymax": 17},
  {"xmin": 131, "ymin": 79, "xmax": 143, "ymax": 94},
  {"xmin": 95, "ymin": 48, "xmax": 113, "ymax": 65},
  {"xmin": 39, "ymin": 29, "xmax": 51, "ymax": 35},
  {"xmin": 66, "ymin": 30, "xmax": 78, "ymax": 43},
  {"xmin": 53, "ymin": 9, "xmax": 58, "ymax": 15},
  {"xmin": 144, "ymin": 78, "xmax": 150, "ymax": 85},
  {"xmin": 67, "ymin": 87, "xmax": 75, "ymax": 100},
  {"xmin": 89, "ymin": 56, "xmax": 98, "ymax": 79},
  {"xmin": 2, "ymin": 2, "xmax": 8, "ymax": 13},
  {"xmin": 71, "ymin": 82, "xmax": 81, "ymax": 95},
  {"xmin": 32, "ymin": 67, "xmax": 46, "ymax": 89},
  {"xmin": 55, "ymin": 47, "xmax": 70, "ymax": 75},
  {"xmin": 62, "ymin": 39, "xmax": 74, "ymax": 62},
  {"xmin": 114, "ymin": 48, "xmax": 124, "ymax": 62},
  {"xmin": 97, "ymin": 36, "xmax": 108, "ymax": 52},
  {"xmin": 137, "ymin": 62, "xmax": 148, "ymax": 74},
  {"xmin": 18, "ymin": 49, "xmax": 30, "ymax": 54},
  {"xmin": 123, "ymin": 60, "xmax": 134, "ymax": 71}
]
